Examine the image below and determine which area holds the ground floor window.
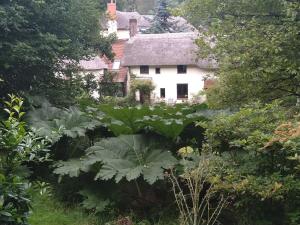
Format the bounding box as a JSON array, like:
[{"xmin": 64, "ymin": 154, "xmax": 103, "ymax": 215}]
[
  {"xmin": 140, "ymin": 65, "xmax": 149, "ymax": 74},
  {"xmin": 177, "ymin": 84, "xmax": 188, "ymax": 99},
  {"xmin": 160, "ymin": 88, "xmax": 165, "ymax": 98}
]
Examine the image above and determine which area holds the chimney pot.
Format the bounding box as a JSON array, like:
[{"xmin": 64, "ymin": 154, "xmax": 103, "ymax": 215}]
[{"xmin": 107, "ymin": 0, "xmax": 117, "ymax": 19}]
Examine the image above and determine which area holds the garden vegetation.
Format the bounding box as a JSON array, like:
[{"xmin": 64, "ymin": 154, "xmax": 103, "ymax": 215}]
[{"xmin": 0, "ymin": 0, "xmax": 299, "ymax": 225}]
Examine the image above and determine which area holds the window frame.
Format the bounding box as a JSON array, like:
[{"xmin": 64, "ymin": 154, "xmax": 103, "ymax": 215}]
[
  {"xmin": 177, "ymin": 83, "xmax": 188, "ymax": 99},
  {"xmin": 155, "ymin": 67, "xmax": 161, "ymax": 74},
  {"xmin": 160, "ymin": 88, "xmax": 166, "ymax": 98},
  {"xmin": 177, "ymin": 65, "xmax": 187, "ymax": 74},
  {"xmin": 140, "ymin": 65, "xmax": 149, "ymax": 74}
]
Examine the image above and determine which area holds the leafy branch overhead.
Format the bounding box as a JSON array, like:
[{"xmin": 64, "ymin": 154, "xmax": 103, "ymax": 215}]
[{"xmin": 54, "ymin": 135, "xmax": 177, "ymax": 185}]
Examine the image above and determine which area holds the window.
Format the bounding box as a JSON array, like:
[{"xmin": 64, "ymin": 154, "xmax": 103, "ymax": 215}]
[
  {"xmin": 155, "ymin": 67, "xmax": 161, "ymax": 74},
  {"xmin": 140, "ymin": 65, "xmax": 149, "ymax": 74},
  {"xmin": 177, "ymin": 84, "xmax": 188, "ymax": 99},
  {"xmin": 112, "ymin": 60, "xmax": 121, "ymax": 70},
  {"xmin": 160, "ymin": 88, "xmax": 165, "ymax": 98},
  {"xmin": 177, "ymin": 65, "xmax": 187, "ymax": 74}
]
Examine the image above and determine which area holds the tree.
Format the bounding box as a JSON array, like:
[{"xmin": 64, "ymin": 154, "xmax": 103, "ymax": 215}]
[
  {"xmin": 181, "ymin": 0, "xmax": 300, "ymax": 108},
  {"xmin": 0, "ymin": 0, "xmax": 114, "ymax": 102},
  {"xmin": 199, "ymin": 102, "xmax": 300, "ymax": 224},
  {"xmin": 146, "ymin": 0, "xmax": 173, "ymax": 33}
]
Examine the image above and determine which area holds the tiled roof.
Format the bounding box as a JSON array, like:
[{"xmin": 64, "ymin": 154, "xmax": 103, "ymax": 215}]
[{"xmin": 108, "ymin": 40, "xmax": 128, "ymax": 83}]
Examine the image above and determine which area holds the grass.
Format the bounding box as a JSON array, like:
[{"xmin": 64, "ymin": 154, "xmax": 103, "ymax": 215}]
[
  {"xmin": 29, "ymin": 194, "xmax": 104, "ymax": 225},
  {"xmin": 29, "ymin": 193, "xmax": 178, "ymax": 225}
]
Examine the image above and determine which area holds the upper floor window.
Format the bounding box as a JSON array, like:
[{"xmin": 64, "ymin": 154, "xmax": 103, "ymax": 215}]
[
  {"xmin": 177, "ymin": 65, "xmax": 187, "ymax": 74},
  {"xmin": 140, "ymin": 65, "xmax": 149, "ymax": 74},
  {"xmin": 155, "ymin": 67, "xmax": 161, "ymax": 74},
  {"xmin": 112, "ymin": 60, "xmax": 121, "ymax": 70}
]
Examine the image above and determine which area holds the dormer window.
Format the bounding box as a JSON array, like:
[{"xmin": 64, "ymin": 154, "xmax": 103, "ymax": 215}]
[
  {"xmin": 112, "ymin": 60, "xmax": 121, "ymax": 70},
  {"xmin": 177, "ymin": 65, "xmax": 187, "ymax": 74},
  {"xmin": 140, "ymin": 65, "xmax": 149, "ymax": 74}
]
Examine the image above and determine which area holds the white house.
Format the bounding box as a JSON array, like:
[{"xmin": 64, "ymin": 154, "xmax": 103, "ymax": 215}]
[
  {"xmin": 122, "ymin": 33, "xmax": 216, "ymax": 103},
  {"xmin": 75, "ymin": 1, "xmax": 216, "ymax": 102}
]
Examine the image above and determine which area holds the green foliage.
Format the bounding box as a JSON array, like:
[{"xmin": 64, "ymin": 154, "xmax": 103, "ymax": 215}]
[
  {"xmin": 0, "ymin": 0, "xmax": 114, "ymax": 103},
  {"xmin": 30, "ymin": 191, "xmax": 178, "ymax": 225},
  {"xmin": 28, "ymin": 101, "xmax": 210, "ymax": 140},
  {"xmin": 54, "ymin": 135, "xmax": 177, "ymax": 185},
  {"xmin": 27, "ymin": 101, "xmax": 101, "ymax": 142},
  {"xmin": 79, "ymin": 189, "xmax": 112, "ymax": 214},
  {"xmin": 200, "ymin": 102, "xmax": 300, "ymax": 225},
  {"xmin": 147, "ymin": 0, "xmax": 173, "ymax": 33},
  {"xmin": 0, "ymin": 95, "xmax": 49, "ymax": 225},
  {"xmin": 27, "ymin": 101, "xmax": 212, "ymax": 220},
  {"xmin": 29, "ymin": 193, "xmax": 104, "ymax": 225},
  {"xmin": 130, "ymin": 79, "xmax": 155, "ymax": 104},
  {"xmin": 182, "ymin": 0, "xmax": 300, "ymax": 108},
  {"xmin": 169, "ymin": 148, "xmax": 227, "ymax": 225},
  {"xmin": 98, "ymin": 71, "xmax": 125, "ymax": 99}
]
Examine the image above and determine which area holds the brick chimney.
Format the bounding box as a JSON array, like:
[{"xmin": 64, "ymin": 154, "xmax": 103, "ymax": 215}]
[
  {"xmin": 129, "ymin": 18, "xmax": 138, "ymax": 38},
  {"xmin": 107, "ymin": 0, "xmax": 116, "ymax": 19}
]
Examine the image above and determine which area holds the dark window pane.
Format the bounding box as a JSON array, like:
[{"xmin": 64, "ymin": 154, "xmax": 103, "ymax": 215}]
[
  {"xmin": 155, "ymin": 68, "xmax": 161, "ymax": 74},
  {"xmin": 177, "ymin": 65, "xmax": 187, "ymax": 74},
  {"xmin": 177, "ymin": 84, "xmax": 188, "ymax": 99},
  {"xmin": 140, "ymin": 66, "xmax": 149, "ymax": 74},
  {"xmin": 160, "ymin": 88, "xmax": 165, "ymax": 98}
]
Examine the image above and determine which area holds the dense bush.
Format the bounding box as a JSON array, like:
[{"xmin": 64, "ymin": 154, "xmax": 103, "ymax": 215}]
[
  {"xmin": 200, "ymin": 102, "xmax": 300, "ymax": 225},
  {"xmin": 25, "ymin": 99, "xmax": 300, "ymax": 225},
  {"xmin": 26, "ymin": 101, "xmax": 210, "ymax": 220},
  {"xmin": 0, "ymin": 95, "xmax": 49, "ymax": 225}
]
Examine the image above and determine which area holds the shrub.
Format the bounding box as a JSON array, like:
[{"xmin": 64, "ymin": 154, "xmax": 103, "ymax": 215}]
[
  {"xmin": 130, "ymin": 80, "xmax": 155, "ymax": 104},
  {"xmin": 199, "ymin": 102, "xmax": 300, "ymax": 225},
  {"xmin": 0, "ymin": 95, "xmax": 49, "ymax": 225}
]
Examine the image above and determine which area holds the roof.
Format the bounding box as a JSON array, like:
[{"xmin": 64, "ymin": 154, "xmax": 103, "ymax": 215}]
[
  {"xmin": 122, "ymin": 32, "xmax": 216, "ymax": 69},
  {"xmin": 116, "ymin": 11, "xmax": 151, "ymax": 30},
  {"xmin": 79, "ymin": 56, "xmax": 108, "ymax": 70},
  {"xmin": 109, "ymin": 40, "xmax": 128, "ymax": 82}
]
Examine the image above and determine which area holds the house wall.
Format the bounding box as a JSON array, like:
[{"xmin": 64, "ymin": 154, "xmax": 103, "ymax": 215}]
[
  {"xmin": 129, "ymin": 66, "xmax": 213, "ymax": 103},
  {"xmin": 102, "ymin": 30, "xmax": 130, "ymax": 40},
  {"xmin": 117, "ymin": 30, "xmax": 130, "ymax": 40}
]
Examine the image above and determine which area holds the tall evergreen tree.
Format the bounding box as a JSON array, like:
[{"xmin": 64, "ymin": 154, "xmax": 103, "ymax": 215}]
[{"xmin": 147, "ymin": 0, "xmax": 173, "ymax": 33}]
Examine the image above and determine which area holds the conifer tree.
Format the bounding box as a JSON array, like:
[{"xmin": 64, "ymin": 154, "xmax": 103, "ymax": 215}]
[{"xmin": 147, "ymin": 0, "xmax": 173, "ymax": 33}]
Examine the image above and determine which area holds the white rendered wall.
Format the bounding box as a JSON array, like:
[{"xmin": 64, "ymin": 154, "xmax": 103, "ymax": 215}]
[
  {"xmin": 102, "ymin": 30, "xmax": 130, "ymax": 40},
  {"xmin": 116, "ymin": 30, "xmax": 130, "ymax": 40},
  {"xmin": 129, "ymin": 66, "xmax": 213, "ymax": 103}
]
